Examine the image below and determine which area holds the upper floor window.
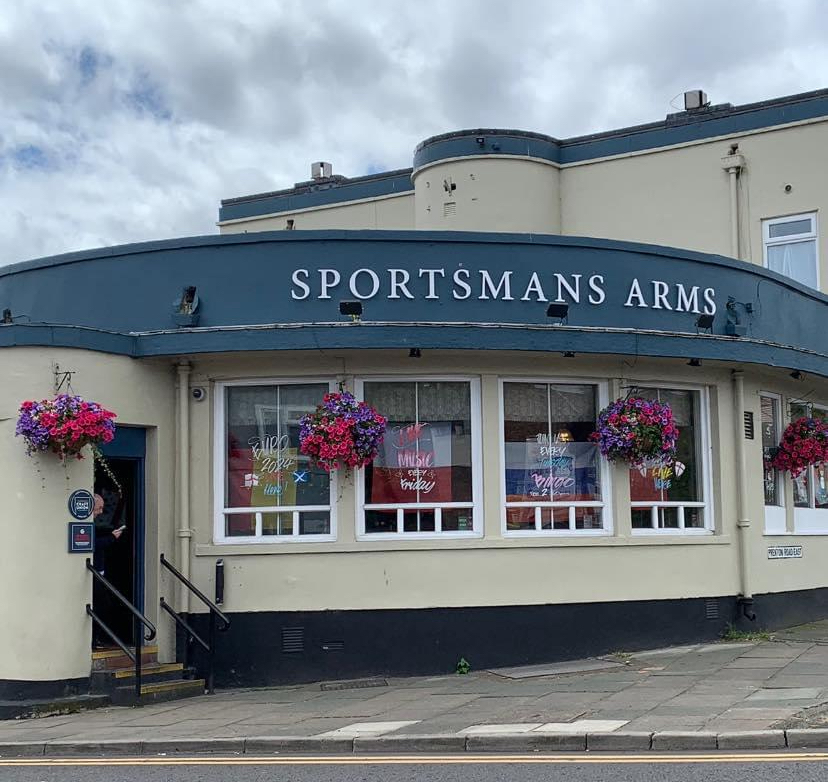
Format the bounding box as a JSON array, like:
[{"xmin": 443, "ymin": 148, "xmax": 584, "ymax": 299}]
[
  {"xmin": 630, "ymin": 387, "xmax": 711, "ymax": 533},
  {"xmin": 215, "ymin": 381, "xmax": 335, "ymax": 543},
  {"xmin": 358, "ymin": 379, "xmax": 481, "ymax": 537},
  {"xmin": 763, "ymin": 212, "xmax": 819, "ymax": 289},
  {"xmin": 502, "ymin": 381, "xmax": 608, "ymax": 534}
]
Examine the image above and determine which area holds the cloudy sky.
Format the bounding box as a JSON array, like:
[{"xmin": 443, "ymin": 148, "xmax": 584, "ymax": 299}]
[{"xmin": 1, "ymin": 0, "xmax": 825, "ymax": 265}]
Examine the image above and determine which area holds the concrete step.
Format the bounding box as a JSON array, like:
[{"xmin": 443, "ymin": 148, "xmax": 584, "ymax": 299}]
[
  {"xmin": 0, "ymin": 694, "xmax": 110, "ymax": 721},
  {"xmin": 90, "ymin": 662, "xmax": 187, "ymax": 693},
  {"xmin": 111, "ymin": 678, "xmax": 206, "ymax": 706},
  {"xmin": 91, "ymin": 645, "xmax": 158, "ymax": 672}
]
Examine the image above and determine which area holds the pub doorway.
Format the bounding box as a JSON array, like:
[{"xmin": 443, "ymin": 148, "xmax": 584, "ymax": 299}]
[{"xmin": 92, "ymin": 427, "xmax": 146, "ymax": 648}]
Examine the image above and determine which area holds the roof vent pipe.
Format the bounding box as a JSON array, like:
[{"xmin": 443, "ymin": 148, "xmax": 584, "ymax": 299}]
[{"xmin": 311, "ymin": 161, "xmax": 333, "ymax": 180}]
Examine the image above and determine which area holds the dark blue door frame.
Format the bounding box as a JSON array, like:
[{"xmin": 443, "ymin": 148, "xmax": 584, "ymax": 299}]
[{"xmin": 99, "ymin": 427, "xmax": 147, "ymax": 614}]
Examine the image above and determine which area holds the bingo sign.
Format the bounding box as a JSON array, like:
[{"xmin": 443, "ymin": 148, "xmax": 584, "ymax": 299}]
[
  {"xmin": 68, "ymin": 522, "xmax": 95, "ymax": 553},
  {"xmin": 68, "ymin": 489, "xmax": 95, "ymax": 520}
]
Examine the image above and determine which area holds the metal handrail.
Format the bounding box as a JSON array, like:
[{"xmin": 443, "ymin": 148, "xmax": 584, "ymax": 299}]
[
  {"xmin": 86, "ymin": 559, "xmax": 157, "ymax": 701},
  {"xmin": 160, "ymin": 554, "xmax": 230, "ymax": 629},
  {"xmin": 159, "ymin": 553, "xmax": 230, "ymax": 694}
]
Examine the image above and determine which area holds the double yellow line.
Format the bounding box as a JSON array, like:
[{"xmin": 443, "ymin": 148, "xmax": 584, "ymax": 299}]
[{"xmin": 2, "ymin": 752, "xmax": 828, "ymax": 766}]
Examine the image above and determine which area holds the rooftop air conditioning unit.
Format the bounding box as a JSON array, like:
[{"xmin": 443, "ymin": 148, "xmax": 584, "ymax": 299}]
[{"xmin": 684, "ymin": 90, "xmax": 709, "ymax": 110}]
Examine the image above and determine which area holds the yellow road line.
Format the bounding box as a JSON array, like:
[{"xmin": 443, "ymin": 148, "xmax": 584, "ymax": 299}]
[{"xmin": 2, "ymin": 753, "xmax": 828, "ymax": 767}]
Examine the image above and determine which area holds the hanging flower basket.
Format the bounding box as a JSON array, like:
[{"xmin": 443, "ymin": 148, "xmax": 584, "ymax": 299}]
[
  {"xmin": 590, "ymin": 396, "xmax": 679, "ymax": 467},
  {"xmin": 299, "ymin": 391, "xmax": 387, "ymax": 472},
  {"xmin": 15, "ymin": 393, "xmax": 116, "ymax": 461},
  {"xmin": 770, "ymin": 417, "xmax": 828, "ymax": 477}
]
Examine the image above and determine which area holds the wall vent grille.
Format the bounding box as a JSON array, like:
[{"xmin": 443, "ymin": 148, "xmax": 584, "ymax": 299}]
[
  {"xmin": 443, "ymin": 201, "xmax": 457, "ymax": 217},
  {"xmin": 705, "ymin": 598, "xmax": 720, "ymax": 620},
  {"xmin": 282, "ymin": 627, "xmax": 305, "ymax": 654},
  {"xmin": 744, "ymin": 411, "xmax": 755, "ymax": 439}
]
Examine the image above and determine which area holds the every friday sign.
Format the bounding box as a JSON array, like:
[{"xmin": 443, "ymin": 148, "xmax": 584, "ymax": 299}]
[{"xmin": 290, "ymin": 267, "xmax": 718, "ymax": 314}]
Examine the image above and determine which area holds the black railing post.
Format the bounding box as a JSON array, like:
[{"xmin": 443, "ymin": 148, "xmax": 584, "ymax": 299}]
[
  {"xmin": 207, "ymin": 611, "xmax": 216, "ymax": 694},
  {"xmin": 134, "ymin": 613, "xmax": 142, "ymax": 702}
]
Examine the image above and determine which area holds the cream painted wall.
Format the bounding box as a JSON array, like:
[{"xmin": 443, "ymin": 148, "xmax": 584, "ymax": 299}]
[
  {"xmin": 0, "ymin": 348, "xmax": 177, "ymax": 682},
  {"xmin": 413, "ymin": 158, "xmax": 560, "ymax": 233},
  {"xmin": 219, "ymin": 193, "xmax": 414, "ymax": 234}
]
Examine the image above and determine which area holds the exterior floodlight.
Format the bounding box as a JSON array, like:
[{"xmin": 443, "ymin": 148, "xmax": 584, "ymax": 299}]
[
  {"xmin": 563, "ymin": 351, "xmax": 575, "ymax": 358},
  {"xmin": 546, "ymin": 303, "xmax": 569, "ymax": 324},
  {"xmin": 695, "ymin": 313, "xmax": 714, "ymax": 330},
  {"xmin": 1, "ymin": 309, "xmax": 11, "ymax": 324},
  {"xmin": 409, "ymin": 348, "xmax": 422, "ymax": 358},
  {"xmin": 790, "ymin": 370, "xmax": 804, "ymax": 380},
  {"xmin": 339, "ymin": 300, "xmax": 363, "ymax": 321},
  {"xmin": 687, "ymin": 358, "xmax": 702, "ymax": 367}
]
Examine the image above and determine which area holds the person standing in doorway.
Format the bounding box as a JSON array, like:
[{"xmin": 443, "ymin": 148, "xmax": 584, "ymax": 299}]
[{"xmin": 92, "ymin": 492, "xmax": 124, "ymax": 647}]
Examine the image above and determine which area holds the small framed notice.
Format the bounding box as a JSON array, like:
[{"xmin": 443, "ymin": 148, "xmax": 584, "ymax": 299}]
[
  {"xmin": 68, "ymin": 522, "xmax": 95, "ymax": 554},
  {"xmin": 767, "ymin": 545, "xmax": 803, "ymax": 560}
]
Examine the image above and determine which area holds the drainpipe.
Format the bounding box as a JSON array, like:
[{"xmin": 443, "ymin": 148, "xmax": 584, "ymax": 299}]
[
  {"xmin": 732, "ymin": 370, "xmax": 756, "ymax": 621},
  {"xmin": 721, "ymin": 148, "xmax": 745, "ymax": 259},
  {"xmin": 177, "ymin": 361, "xmax": 192, "ymax": 613}
]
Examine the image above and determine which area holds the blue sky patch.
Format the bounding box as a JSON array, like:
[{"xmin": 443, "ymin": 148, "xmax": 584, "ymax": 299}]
[{"xmin": 13, "ymin": 145, "xmax": 51, "ymax": 170}]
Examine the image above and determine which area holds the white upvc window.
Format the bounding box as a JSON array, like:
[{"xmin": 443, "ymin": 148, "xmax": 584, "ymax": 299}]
[
  {"xmin": 356, "ymin": 377, "xmax": 482, "ymax": 539},
  {"xmin": 213, "ymin": 379, "xmax": 337, "ymax": 544},
  {"xmin": 629, "ymin": 386, "xmax": 714, "ymax": 535},
  {"xmin": 789, "ymin": 400, "xmax": 828, "ymax": 533},
  {"xmin": 763, "ymin": 212, "xmax": 819, "ymax": 289},
  {"xmin": 761, "ymin": 393, "xmax": 786, "ymax": 534},
  {"xmin": 499, "ymin": 379, "xmax": 611, "ymax": 536}
]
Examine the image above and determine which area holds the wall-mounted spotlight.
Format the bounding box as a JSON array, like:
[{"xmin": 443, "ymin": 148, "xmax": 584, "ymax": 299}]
[
  {"xmin": 790, "ymin": 370, "xmax": 804, "ymax": 380},
  {"xmin": 695, "ymin": 313, "xmax": 714, "ymax": 333},
  {"xmin": 475, "ymin": 136, "xmax": 485, "ymax": 146},
  {"xmin": 1, "ymin": 308, "xmax": 11, "ymax": 324},
  {"xmin": 339, "ymin": 300, "xmax": 363, "ymax": 322},
  {"xmin": 563, "ymin": 351, "xmax": 575, "ymax": 358},
  {"xmin": 546, "ymin": 303, "xmax": 569, "ymax": 325},
  {"xmin": 409, "ymin": 348, "xmax": 422, "ymax": 358},
  {"xmin": 687, "ymin": 358, "xmax": 702, "ymax": 367}
]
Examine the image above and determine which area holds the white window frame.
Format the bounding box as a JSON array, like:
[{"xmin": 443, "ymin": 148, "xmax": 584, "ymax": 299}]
[
  {"xmin": 761, "ymin": 392, "xmax": 786, "ymax": 534},
  {"xmin": 354, "ymin": 376, "xmax": 483, "ymax": 540},
  {"xmin": 762, "ymin": 211, "xmax": 819, "ymax": 289},
  {"xmin": 789, "ymin": 399, "xmax": 828, "ymax": 533},
  {"xmin": 498, "ymin": 378, "xmax": 612, "ymax": 537},
  {"xmin": 213, "ymin": 378, "xmax": 338, "ymax": 544},
  {"xmin": 628, "ymin": 383, "xmax": 714, "ymax": 536}
]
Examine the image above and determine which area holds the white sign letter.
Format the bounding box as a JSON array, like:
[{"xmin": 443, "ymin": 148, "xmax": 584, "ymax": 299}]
[
  {"xmin": 319, "ymin": 269, "xmax": 341, "ymax": 300},
  {"xmin": 388, "ymin": 269, "xmax": 415, "ymax": 300},
  {"xmin": 453, "ymin": 268, "xmax": 472, "ymax": 300},
  {"xmin": 588, "ymin": 274, "xmax": 605, "ymax": 304},
  {"xmin": 291, "ymin": 269, "xmax": 310, "ymax": 300},
  {"xmin": 479, "ymin": 270, "xmax": 514, "ymax": 300},
  {"xmin": 419, "ymin": 268, "xmax": 446, "ymax": 299},
  {"xmin": 624, "ymin": 278, "xmax": 648, "ymax": 308},
  {"xmin": 349, "ymin": 268, "xmax": 380, "ymax": 300},
  {"xmin": 652, "ymin": 280, "xmax": 673, "ymax": 310},
  {"xmin": 521, "ymin": 272, "xmax": 548, "ymax": 302}
]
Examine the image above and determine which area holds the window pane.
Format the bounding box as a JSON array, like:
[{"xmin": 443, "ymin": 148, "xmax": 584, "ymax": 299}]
[
  {"xmin": 657, "ymin": 507, "xmax": 680, "ymax": 529},
  {"xmin": 403, "ymin": 509, "xmax": 435, "ymax": 532},
  {"xmin": 631, "ymin": 508, "xmax": 653, "ymax": 529},
  {"xmin": 364, "ymin": 381, "xmax": 473, "ymax": 507},
  {"xmin": 761, "ymin": 396, "xmax": 781, "ymax": 506},
  {"xmin": 575, "ymin": 507, "xmax": 602, "ymax": 530},
  {"xmin": 767, "ymin": 241, "xmax": 817, "ymax": 288},
  {"xmin": 365, "ymin": 509, "xmax": 397, "ymax": 533},
  {"xmin": 541, "ymin": 507, "xmax": 571, "ymax": 530},
  {"xmin": 629, "ymin": 388, "xmax": 701, "ymax": 503},
  {"xmin": 506, "ymin": 507, "xmax": 536, "ymax": 531},
  {"xmin": 684, "ymin": 507, "xmax": 705, "ymax": 528},
  {"xmin": 793, "ymin": 471, "xmax": 811, "ymax": 508},
  {"xmin": 504, "ymin": 383, "xmax": 600, "ymax": 504},
  {"xmin": 262, "ymin": 512, "xmax": 293, "ymax": 536},
  {"xmin": 300, "ymin": 511, "xmax": 331, "ymax": 535},
  {"xmin": 226, "ymin": 384, "xmax": 330, "ymax": 510},
  {"xmin": 225, "ymin": 513, "xmax": 255, "ymax": 537},
  {"xmin": 769, "ymin": 219, "xmax": 812, "ymax": 238},
  {"xmin": 442, "ymin": 508, "xmax": 474, "ymax": 532},
  {"xmin": 815, "ymin": 463, "xmax": 828, "ymax": 508}
]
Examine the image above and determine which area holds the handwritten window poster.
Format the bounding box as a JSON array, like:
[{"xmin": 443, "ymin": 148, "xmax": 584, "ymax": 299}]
[
  {"xmin": 225, "ymin": 384, "xmax": 330, "ymax": 536},
  {"xmin": 503, "ymin": 383, "xmax": 601, "ymax": 505},
  {"xmin": 628, "ymin": 388, "xmax": 700, "ymax": 505},
  {"xmin": 363, "ymin": 381, "xmax": 473, "ymax": 507}
]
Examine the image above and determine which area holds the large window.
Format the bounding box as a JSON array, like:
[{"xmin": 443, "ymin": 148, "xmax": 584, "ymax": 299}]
[
  {"xmin": 630, "ymin": 387, "xmax": 710, "ymax": 533},
  {"xmin": 789, "ymin": 401, "xmax": 828, "ymax": 513},
  {"xmin": 359, "ymin": 379, "xmax": 480, "ymax": 537},
  {"xmin": 763, "ymin": 212, "xmax": 819, "ymax": 289},
  {"xmin": 215, "ymin": 381, "xmax": 335, "ymax": 543},
  {"xmin": 502, "ymin": 382, "xmax": 607, "ymax": 534}
]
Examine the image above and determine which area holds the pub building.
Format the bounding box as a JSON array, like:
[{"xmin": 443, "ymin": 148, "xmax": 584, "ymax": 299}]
[{"xmin": 1, "ymin": 88, "xmax": 828, "ymax": 704}]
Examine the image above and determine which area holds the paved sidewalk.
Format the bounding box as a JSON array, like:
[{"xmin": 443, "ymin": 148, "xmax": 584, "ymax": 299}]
[{"xmin": 3, "ymin": 622, "xmax": 828, "ymax": 754}]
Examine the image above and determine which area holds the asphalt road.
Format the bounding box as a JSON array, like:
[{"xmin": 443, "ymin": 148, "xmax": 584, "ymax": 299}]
[{"xmin": 3, "ymin": 754, "xmax": 828, "ymax": 781}]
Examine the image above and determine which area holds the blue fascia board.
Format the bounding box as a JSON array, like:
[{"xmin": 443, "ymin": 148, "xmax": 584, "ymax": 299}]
[
  {"xmin": 2, "ymin": 323, "xmax": 826, "ymax": 378},
  {"xmin": 218, "ymin": 172, "xmax": 414, "ymax": 222}
]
